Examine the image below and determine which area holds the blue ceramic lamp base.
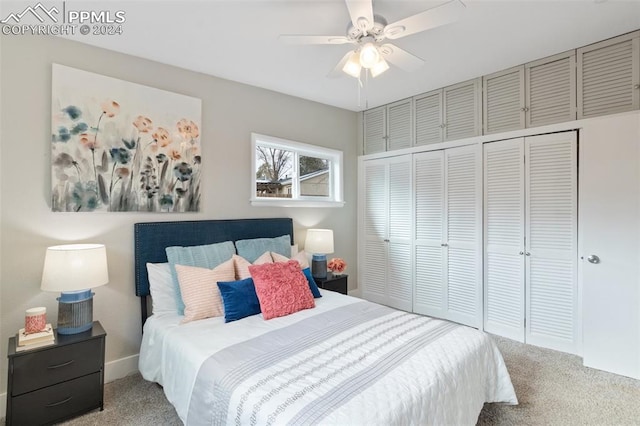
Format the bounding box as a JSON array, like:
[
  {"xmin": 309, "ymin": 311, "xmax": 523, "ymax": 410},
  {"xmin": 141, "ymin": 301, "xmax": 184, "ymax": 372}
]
[
  {"xmin": 56, "ymin": 289, "xmax": 94, "ymax": 334},
  {"xmin": 311, "ymin": 254, "xmax": 328, "ymax": 279}
]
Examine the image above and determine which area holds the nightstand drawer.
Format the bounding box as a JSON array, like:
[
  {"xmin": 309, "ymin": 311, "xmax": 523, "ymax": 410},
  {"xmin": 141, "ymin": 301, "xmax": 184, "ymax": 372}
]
[
  {"xmin": 10, "ymin": 372, "xmax": 102, "ymax": 425},
  {"xmin": 11, "ymin": 339, "xmax": 103, "ymax": 395}
]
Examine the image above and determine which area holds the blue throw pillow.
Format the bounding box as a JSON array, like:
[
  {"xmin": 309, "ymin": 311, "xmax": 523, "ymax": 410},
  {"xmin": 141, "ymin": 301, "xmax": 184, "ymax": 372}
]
[
  {"xmin": 235, "ymin": 235, "xmax": 291, "ymax": 263},
  {"xmin": 302, "ymin": 267, "xmax": 322, "ymax": 298},
  {"xmin": 165, "ymin": 241, "xmax": 235, "ymax": 315},
  {"xmin": 217, "ymin": 278, "xmax": 262, "ymax": 323}
]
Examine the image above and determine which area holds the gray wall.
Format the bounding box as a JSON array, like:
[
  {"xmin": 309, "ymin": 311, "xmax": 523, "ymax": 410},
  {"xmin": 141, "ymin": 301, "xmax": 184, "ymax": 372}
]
[{"xmin": 0, "ymin": 35, "xmax": 358, "ymax": 393}]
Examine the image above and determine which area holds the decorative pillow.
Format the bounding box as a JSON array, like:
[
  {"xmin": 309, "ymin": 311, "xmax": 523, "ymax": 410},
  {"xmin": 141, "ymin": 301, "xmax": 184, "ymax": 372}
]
[
  {"xmin": 291, "ymin": 244, "xmax": 299, "ymax": 256},
  {"xmin": 271, "ymin": 250, "xmax": 310, "ymax": 269},
  {"xmin": 235, "ymin": 235, "xmax": 291, "ymax": 263},
  {"xmin": 301, "ymin": 267, "xmax": 322, "ymax": 299},
  {"xmin": 233, "ymin": 252, "xmax": 273, "ymax": 280},
  {"xmin": 146, "ymin": 262, "xmax": 178, "ymax": 315},
  {"xmin": 249, "ymin": 260, "xmax": 315, "ymax": 320},
  {"xmin": 217, "ymin": 278, "xmax": 262, "ymax": 323},
  {"xmin": 175, "ymin": 259, "xmax": 235, "ymax": 324},
  {"xmin": 165, "ymin": 241, "xmax": 235, "ymax": 314}
]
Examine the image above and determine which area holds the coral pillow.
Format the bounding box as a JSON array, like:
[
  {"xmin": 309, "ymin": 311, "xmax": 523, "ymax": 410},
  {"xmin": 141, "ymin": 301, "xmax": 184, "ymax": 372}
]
[
  {"xmin": 249, "ymin": 260, "xmax": 315, "ymax": 320},
  {"xmin": 174, "ymin": 258, "xmax": 235, "ymax": 324},
  {"xmin": 233, "ymin": 252, "xmax": 273, "ymax": 280}
]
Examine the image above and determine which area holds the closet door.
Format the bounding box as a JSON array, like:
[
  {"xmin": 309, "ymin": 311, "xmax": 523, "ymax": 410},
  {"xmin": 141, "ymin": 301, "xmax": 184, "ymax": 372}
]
[
  {"xmin": 483, "ymin": 138, "xmax": 525, "ymax": 341},
  {"xmin": 387, "ymin": 99, "xmax": 413, "ymax": 151},
  {"xmin": 364, "ymin": 107, "xmax": 386, "ymax": 154},
  {"xmin": 360, "ymin": 155, "xmax": 413, "ymax": 311},
  {"xmin": 525, "ymin": 132, "xmax": 578, "ymax": 354},
  {"xmin": 444, "ymin": 145, "xmax": 482, "ymax": 327},
  {"xmin": 361, "ymin": 159, "xmax": 388, "ymax": 305},
  {"xmin": 444, "ymin": 78, "xmax": 482, "ymax": 141},
  {"xmin": 483, "ymin": 66, "xmax": 526, "ymax": 135},
  {"xmin": 413, "ymin": 151, "xmax": 445, "ymax": 317},
  {"xmin": 414, "ymin": 90, "xmax": 443, "ymax": 146}
]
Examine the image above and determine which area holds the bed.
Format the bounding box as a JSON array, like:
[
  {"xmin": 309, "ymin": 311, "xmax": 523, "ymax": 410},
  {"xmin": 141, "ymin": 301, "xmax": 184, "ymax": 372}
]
[{"xmin": 135, "ymin": 218, "xmax": 517, "ymax": 425}]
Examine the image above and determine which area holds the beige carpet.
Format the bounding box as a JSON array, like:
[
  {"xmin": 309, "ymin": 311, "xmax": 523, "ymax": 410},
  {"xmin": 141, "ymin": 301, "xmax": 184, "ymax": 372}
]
[{"xmin": 6, "ymin": 334, "xmax": 637, "ymax": 425}]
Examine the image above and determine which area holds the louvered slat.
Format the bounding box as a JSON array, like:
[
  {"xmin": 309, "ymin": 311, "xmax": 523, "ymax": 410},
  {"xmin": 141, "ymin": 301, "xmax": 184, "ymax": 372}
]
[
  {"xmin": 389, "ymin": 160, "xmax": 411, "ymax": 240},
  {"xmin": 578, "ymin": 33, "xmax": 639, "ymax": 118},
  {"xmin": 527, "ymin": 53, "xmax": 576, "ymax": 127},
  {"xmin": 388, "ymin": 242, "xmax": 413, "ymax": 311},
  {"xmin": 364, "ymin": 162, "xmax": 387, "ymax": 238},
  {"xmin": 363, "ymin": 240, "xmax": 387, "ymax": 298},
  {"xmin": 483, "ymin": 138, "xmax": 525, "ymax": 341},
  {"xmin": 446, "ymin": 150, "xmax": 477, "ymax": 243},
  {"xmin": 444, "ymin": 79, "xmax": 480, "ymax": 141},
  {"xmin": 387, "ymin": 100, "xmax": 412, "ymax": 151},
  {"xmin": 364, "ymin": 107, "xmax": 386, "ymax": 154},
  {"xmin": 525, "ymin": 132, "xmax": 577, "ymax": 354},
  {"xmin": 484, "ymin": 67, "xmax": 525, "ymax": 134},
  {"xmin": 447, "ymin": 247, "xmax": 477, "ymax": 317},
  {"xmin": 415, "ymin": 91, "xmax": 442, "ymax": 146},
  {"xmin": 415, "ymin": 246, "xmax": 443, "ymax": 310}
]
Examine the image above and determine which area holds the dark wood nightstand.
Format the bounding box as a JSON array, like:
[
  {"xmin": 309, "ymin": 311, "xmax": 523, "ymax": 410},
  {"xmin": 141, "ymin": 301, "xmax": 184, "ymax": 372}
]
[
  {"xmin": 6, "ymin": 321, "xmax": 106, "ymax": 426},
  {"xmin": 315, "ymin": 273, "xmax": 348, "ymax": 295}
]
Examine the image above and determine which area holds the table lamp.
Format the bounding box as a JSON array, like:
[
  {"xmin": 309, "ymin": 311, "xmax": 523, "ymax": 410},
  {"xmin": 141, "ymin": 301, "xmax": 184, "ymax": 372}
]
[
  {"xmin": 304, "ymin": 229, "xmax": 334, "ymax": 279},
  {"xmin": 41, "ymin": 244, "xmax": 109, "ymax": 334}
]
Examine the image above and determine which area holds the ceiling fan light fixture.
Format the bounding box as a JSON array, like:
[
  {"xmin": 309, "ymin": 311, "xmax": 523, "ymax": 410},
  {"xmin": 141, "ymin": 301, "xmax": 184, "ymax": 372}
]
[
  {"xmin": 370, "ymin": 58, "xmax": 389, "ymax": 77},
  {"xmin": 342, "ymin": 51, "xmax": 362, "ymax": 78},
  {"xmin": 359, "ymin": 42, "xmax": 380, "ymax": 69}
]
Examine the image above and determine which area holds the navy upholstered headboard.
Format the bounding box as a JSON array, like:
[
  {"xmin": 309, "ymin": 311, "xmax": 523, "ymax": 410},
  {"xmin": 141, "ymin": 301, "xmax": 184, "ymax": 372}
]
[{"xmin": 134, "ymin": 218, "xmax": 294, "ymax": 325}]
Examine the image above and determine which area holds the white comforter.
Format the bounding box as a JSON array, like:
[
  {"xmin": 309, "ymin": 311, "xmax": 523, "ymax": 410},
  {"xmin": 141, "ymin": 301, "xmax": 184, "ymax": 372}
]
[{"xmin": 139, "ymin": 291, "xmax": 517, "ymax": 425}]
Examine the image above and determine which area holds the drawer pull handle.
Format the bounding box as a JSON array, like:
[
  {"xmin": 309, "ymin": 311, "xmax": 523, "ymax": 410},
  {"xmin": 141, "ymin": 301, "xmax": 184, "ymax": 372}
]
[
  {"xmin": 46, "ymin": 396, "xmax": 72, "ymax": 407},
  {"xmin": 47, "ymin": 360, "xmax": 74, "ymax": 369}
]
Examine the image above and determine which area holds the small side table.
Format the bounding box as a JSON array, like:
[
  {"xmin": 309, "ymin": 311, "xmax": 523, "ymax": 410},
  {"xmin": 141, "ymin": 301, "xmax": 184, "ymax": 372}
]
[
  {"xmin": 6, "ymin": 321, "xmax": 106, "ymax": 426},
  {"xmin": 315, "ymin": 273, "xmax": 348, "ymax": 295}
]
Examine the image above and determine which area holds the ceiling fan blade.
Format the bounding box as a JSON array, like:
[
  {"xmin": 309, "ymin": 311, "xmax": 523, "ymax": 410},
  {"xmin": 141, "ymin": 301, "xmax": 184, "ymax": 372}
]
[
  {"xmin": 383, "ymin": 0, "xmax": 465, "ymax": 40},
  {"xmin": 379, "ymin": 44, "xmax": 425, "ymax": 72},
  {"xmin": 279, "ymin": 35, "xmax": 352, "ymax": 45},
  {"xmin": 327, "ymin": 51, "xmax": 355, "ymax": 78},
  {"xmin": 345, "ymin": 0, "xmax": 374, "ymax": 33}
]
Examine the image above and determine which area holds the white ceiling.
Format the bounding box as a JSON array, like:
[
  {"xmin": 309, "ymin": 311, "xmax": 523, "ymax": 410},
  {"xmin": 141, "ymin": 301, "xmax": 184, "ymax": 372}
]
[{"xmin": 43, "ymin": 1, "xmax": 640, "ymax": 111}]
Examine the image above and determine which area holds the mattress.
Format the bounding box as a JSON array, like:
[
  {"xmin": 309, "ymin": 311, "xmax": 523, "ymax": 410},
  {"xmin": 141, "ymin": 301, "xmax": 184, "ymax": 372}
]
[{"xmin": 139, "ymin": 291, "xmax": 517, "ymax": 425}]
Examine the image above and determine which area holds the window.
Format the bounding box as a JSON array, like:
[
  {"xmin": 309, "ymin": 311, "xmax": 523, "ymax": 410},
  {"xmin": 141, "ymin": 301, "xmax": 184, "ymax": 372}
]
[{"xmin": 251, "ymin": 133, "xmax": 344, "ymax": 207}]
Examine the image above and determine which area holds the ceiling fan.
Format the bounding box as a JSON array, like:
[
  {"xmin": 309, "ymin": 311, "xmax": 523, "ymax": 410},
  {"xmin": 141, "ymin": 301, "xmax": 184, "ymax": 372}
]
[{"xmin": 280, "ymin": 0, "xmax": 466, "ymax": 79}]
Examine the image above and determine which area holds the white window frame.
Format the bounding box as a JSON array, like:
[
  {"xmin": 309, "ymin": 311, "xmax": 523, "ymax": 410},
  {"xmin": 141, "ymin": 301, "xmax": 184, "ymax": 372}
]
[{"xmin": 251, "ymin": 133, "xmax": 344, "ymax": 207}]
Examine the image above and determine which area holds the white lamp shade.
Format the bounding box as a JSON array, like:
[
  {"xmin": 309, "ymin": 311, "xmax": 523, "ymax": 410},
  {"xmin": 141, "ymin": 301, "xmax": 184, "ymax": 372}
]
[
  {"xmin": 359, "ymin": 43, "xmax": 380, "ymax": 69},
  {"xmin": 304, "ymin": 229, "xmax": 334, "ymax": 255},
  {"xmin": 41, "ymin": 244, "xmax": 109, "ymax": 292},
  {"xmin": 370, "ymin": 58, "xmax": 390, "ymax": 78}
]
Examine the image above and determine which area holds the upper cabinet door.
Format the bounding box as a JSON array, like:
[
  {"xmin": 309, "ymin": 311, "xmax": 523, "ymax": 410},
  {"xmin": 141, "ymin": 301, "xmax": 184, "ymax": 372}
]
[
  {"xmin": 414, "ymin": 90, "xmax": 443, "ymax": 146},
  {"xmin": 484, "ymin": 66, "xmax": 526, "ymax": 135},
  {"xmin": 577, "ymin": 31, "xmax": 640, "ymax": 119},
  {"xmin": 444, "ymin": 78, "xmax": 482, "ymax": 141},
  {"xmin": 526, "ymin": 51, "xmax": 577, "ymax": 128},
  {"xmin": 387, "ymin": 99, "xmax": 413, "ymax": 151},
  {"xmin": 364, "ymin": 106, "xmax": 386, "ymax": 155}
]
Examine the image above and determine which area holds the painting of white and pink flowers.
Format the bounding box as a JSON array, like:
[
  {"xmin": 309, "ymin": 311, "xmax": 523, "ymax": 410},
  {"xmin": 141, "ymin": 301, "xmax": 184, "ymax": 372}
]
[{"xmin": 51, "ymin": 64, "xmax": 202, "ymax": 212}]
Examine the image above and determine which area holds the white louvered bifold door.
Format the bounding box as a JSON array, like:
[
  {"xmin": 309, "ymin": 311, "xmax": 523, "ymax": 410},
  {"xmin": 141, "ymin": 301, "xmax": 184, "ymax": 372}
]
[
  {"xmin": 483, "ymin": 138, "xmax": 525, "ymax": 342},
  {"xmin": 444, "ymin": 145, "xmax": 482, "ymax": 328},
  {"xmin": 361, "ymin": 159, "xmax": 388, "ymax": 305},
  {"xmin": 577, "ymin": 31, "xmax": 640, "ymax": 119},
  {"xmin": 525, "ymin": 132, "xmax": 578, "ymax": 354},
  {"xmin": 387, "ymin": 155, "xmax": 413, "ymax": 311},
  {"xmin": 364, "ymin": 107, "xmax": 387, "ymax": 154},
  {"xmin": 413, "ymin": 151, "xmax": 445, "ymax": 317},
  {"xmin": 484, "ymin": 66, "xmax": 526, "ymax": 135},
  {"xmin": 414, "ymin": 90, "xmax": 443, "ymax": 146},
  {"xmin": 526, "ymin": 51, "xmax": 577, "ymax": 128},
  {"xmin": 387, "ymin": 99, "xmax": 413, "ymax": 151},
  {"xmin": 444, "ymin": 78, "xmax": 482, "ymax": 141}
]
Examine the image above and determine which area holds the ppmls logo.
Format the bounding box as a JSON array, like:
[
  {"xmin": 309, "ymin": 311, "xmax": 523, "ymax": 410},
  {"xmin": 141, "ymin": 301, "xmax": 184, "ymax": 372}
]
[
  {"xmin": 1, "ymin": 2, "xmax": 59, "ymax": 24},
  {"xmin": 1, "ymin": 1, "xmax": 126, "ymax": 36}
]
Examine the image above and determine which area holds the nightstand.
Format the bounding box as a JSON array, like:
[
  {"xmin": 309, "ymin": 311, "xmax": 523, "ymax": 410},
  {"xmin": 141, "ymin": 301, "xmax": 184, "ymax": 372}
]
[
  {"xmin": 315, "ymin": 273, "xmax": 348, "ymax": 295},
  {"xmin": 6, "ymin": 321, "xmax": 106, "ymax": 426}
]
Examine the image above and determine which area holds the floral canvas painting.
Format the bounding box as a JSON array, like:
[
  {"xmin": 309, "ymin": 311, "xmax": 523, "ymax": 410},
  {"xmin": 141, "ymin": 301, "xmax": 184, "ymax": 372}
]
[{"xmin": 51, "ymin": 64, "xmax": 202, "ymax": 212}]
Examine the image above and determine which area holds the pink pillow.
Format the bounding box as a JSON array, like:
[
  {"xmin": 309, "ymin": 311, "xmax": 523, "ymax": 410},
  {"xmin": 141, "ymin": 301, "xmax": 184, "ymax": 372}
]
[
  {"xmin": 270, "ymin": 250, "xmax": 310, "ymax": 269},
  {"xmin": 175, "ymin": 259, "xmax": 235, "ymax": 324},
  {"xmin": 249, "ymin": 260, "xmax": 315, "ymax": 320},
  {"xmin": 233, "ymin": 252, "xmax": 273, "ymax": 280}
]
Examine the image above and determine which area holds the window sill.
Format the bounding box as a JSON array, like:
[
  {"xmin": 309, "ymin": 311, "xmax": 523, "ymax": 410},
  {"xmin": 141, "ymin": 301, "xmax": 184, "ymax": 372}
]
[{"xmin": 250, "ymin": 199, "xmax": 345, "ymax": 208}]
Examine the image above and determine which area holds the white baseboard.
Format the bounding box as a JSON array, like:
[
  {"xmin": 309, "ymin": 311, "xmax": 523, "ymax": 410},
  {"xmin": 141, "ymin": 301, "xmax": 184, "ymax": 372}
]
[{"xmin": 0, "ymin": 353, "xmax": 140, "ymax": 419}]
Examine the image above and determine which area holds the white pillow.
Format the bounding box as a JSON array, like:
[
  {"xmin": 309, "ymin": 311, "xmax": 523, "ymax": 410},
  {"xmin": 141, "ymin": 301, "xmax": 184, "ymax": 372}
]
[
  {"xmin": 291, "ymin": 244, "xmax": 299, "ymax": 256},
  {"xmin": 147, "ymin": 262, "xmax": 178, "ymax": 315}
]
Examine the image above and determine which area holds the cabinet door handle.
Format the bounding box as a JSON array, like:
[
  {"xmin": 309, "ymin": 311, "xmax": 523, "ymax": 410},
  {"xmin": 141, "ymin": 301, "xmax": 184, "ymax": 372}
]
[
  {"xmin": 441, "ymin": 243, "xmax": 448, "ymax": 247},
  {"xmin": 46, "ymin": 396, "xmax": 72, "ymax": 407},
  {"xmin": 47, "ymin": 360, "xmax": 74, "ymax": 369},
  {"xmin": 519, "ymin": 251, "xmax": 524, "ymax": 255},
  {"xmin": 525, "ymin": 252, "xmax": 531, "ymax": 256}
]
